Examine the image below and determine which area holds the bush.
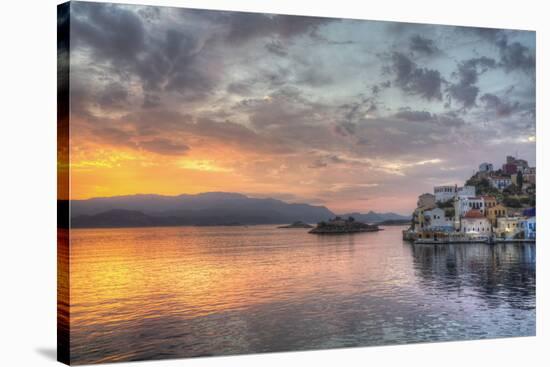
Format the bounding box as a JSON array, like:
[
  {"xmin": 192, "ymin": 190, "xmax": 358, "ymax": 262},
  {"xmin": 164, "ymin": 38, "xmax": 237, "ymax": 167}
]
[{"xmin": 503, "ymin": 197, "xmax": 521, "ymax": 208}]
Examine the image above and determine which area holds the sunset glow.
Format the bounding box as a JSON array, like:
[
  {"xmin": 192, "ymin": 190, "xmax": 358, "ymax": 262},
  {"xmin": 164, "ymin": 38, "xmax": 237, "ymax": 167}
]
[{"xmin": 67, "ymin": 3, "xmax": 535, "ymax": 214}]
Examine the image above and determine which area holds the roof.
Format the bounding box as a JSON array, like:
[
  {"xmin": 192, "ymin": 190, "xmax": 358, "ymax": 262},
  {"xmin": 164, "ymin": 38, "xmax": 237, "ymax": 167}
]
[
  {"xmin": 463, "ymin": 209, "xmax": 485, "ymax": 219},
  {"xmin": 481, "ymin": 195, "xmax": 496, "ymax": 201}
]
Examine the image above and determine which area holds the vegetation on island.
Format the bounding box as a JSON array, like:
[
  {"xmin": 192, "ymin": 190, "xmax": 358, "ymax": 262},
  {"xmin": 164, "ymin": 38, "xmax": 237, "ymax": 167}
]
[{"xmin": 309, "ymin": 216, "xmax": 380, "ymax": 234}]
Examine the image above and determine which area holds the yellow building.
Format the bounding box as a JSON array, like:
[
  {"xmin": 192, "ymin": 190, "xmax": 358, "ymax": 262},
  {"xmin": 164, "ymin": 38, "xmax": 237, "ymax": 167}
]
[
  {"xmin": 486, "ymin": 204, "xmax": 508, "ymax": 227},
  {"xmin": 496, "ymin": 217, "xmax": 524, "ymax": 239},
  {"xmin": 413, "ymin": 206, "xmax": 434, "ymax": 232}
]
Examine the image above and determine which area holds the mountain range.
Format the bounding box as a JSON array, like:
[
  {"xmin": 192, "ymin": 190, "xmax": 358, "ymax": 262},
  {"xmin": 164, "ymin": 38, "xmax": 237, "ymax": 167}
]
[{"xmin": 69, "ymin": 192, "xmax": 409, "ymax": 228}]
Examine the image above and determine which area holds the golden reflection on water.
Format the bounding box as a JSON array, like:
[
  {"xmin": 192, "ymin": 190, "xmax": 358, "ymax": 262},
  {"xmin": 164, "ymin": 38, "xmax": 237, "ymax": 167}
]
[
  {"xmin": 67, "ymin": 225, "xmax": 535, "ymax": 364},
  {"xmin": 70, "ymin": 226, "xmax": 415, "ymax": 325}
]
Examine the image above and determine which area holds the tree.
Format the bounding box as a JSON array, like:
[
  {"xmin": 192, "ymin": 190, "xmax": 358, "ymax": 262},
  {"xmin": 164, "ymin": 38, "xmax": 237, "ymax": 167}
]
[
  {"xmin": 503, "ymin": 197, "xmax": 521, "ymax": 208},
  {"xmin": 517, "ymin": 170, "xmax": 524, "ymax": 189}
]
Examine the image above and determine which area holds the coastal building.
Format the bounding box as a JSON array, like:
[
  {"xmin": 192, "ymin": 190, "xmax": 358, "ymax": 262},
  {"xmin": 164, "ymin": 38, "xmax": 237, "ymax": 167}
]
[
  {"xmin": 524, "ymin": 167, "xmax": 536, "ymax": 185},
  {"xmin": 478, "ymin": 162, "xmax": 493, "ymax": 172},
  {"xmin": 521, "ymin": 217, "xmax": 536, "ymax": 240},
  {"xmin": 457, "ymin": 185, "xmax": 476, "ymax": 198},
  {"xmin": 495, "ymin": 217, "xmax": 524, "ymax": 239},
  {"xmin": 503, "ymin": 156, "xmax": 529, "ymax": 174},
  {"xmin": 455, "ymin": 196, "xmax": 486, "ymax": 217},
  {"xmin": 417, "ymin": 193, "xmax": 436, "ymax": 208},
  {"xmin": 424, "ymin": 208, "xmax": 453, "ymax": 229},
  {"xmin": 434, "ymin": 185, "xmax": 475, "ymax": 203},
  {"xmin": 502, "ymin": 163, "xmax": 518, "ymax": 175},
  {"xmin": 488, "ymin": 176, "xmax": 512, "ymax": 191},
  {"xmin": 511, "ymin": 173, "xmax": 518, "ymax": 186},
  {"xmin": 486, "ymin": 204, "xmax": 508, "ymax": 227},
  {"xmin": 434, "ymin": 185, "xmax": 456, "ymax": 203},
  {"xmin": 482, "ymin": 195, "xmax": 497, "ymax": 209},
  {"xmin": 413, "ymin": 206, "xmax": 433, "ymax": 232},
  {"xmin": 460, "ymin": 209, "xmax": 492, "ymax": 236},
  {"xmin": 416, "ymin": 226, "xmax": 455, "ymax": 241}
]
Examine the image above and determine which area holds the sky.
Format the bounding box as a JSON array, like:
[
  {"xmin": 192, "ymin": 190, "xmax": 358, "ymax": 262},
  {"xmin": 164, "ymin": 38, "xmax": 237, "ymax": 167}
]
[{"xmin": 65, "ymin": 2, "xmax": 536, "ymax": 214}]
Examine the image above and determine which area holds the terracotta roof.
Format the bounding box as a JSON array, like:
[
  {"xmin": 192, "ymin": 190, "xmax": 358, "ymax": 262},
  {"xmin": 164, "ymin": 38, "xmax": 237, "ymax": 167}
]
[
  {"xmin": 481, "ymin": 195, "xmax": 496, "ymax": 201},
  {"xmin": 464, "ymin": 209, "xmax": 485, "ymax": 219}
]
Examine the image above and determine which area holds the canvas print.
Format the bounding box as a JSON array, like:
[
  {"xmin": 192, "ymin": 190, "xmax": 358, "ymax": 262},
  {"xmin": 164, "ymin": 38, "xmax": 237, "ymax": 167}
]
[{"xmin": 57, "ymin": 1, "xmax": 536, "ymax": 365}]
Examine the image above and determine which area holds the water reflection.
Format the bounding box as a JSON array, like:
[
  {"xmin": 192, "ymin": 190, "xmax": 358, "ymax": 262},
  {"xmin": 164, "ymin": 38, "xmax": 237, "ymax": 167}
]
[
  {"xmin": 411, "ymin": 243, "xmax": 536, "ymax": 310},
  {"xmin": 65, "ymin": 225, "xmax": 535, "ymax": 364}
]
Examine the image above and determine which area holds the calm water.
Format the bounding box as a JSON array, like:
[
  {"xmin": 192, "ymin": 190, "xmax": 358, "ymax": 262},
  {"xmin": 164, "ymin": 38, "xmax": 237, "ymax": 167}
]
[{"xmin": 67, "ymin": 225, "xmax": 535, "ymax": 364}]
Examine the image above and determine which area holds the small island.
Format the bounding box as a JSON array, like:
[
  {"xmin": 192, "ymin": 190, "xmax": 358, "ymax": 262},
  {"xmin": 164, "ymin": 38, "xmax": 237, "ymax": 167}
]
[
  {"xmin": 309, "ymin": 216, "xmax": 380, "ymax": 234},
  {"xmin": 278, "ymin": 221, "xmax": 314, "ymax": 229}
]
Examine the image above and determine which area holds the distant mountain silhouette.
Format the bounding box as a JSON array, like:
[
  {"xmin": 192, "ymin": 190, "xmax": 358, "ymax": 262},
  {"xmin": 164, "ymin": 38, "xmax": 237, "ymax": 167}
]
[
  {"xmin": 340, "ymin": 211, "xmax": 410, "ymax": 224},
  {"xmin": 70, "ymin": 192, "xmax": 334, "ymax": 227},
  {"xmin": 69, "ymin": 193, "xmax": 409, "ymax": 228}
]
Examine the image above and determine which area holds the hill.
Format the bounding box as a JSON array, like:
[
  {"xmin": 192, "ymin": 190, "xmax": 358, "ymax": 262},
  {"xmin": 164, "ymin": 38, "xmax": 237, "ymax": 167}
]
[
  {"xmin": 68, "ymin": 192, "xmax": 410, "ymax": 228},
  {"xmin": 340, "ymin": 211, "xmax": 410, "ymax": 224}
]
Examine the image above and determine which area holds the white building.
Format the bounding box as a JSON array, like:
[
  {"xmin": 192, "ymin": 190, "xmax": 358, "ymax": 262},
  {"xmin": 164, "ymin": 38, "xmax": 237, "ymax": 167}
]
[
  {"xmin": 434, "ymin": 185, "xmax": 456, "ymax": 203},
  {"xmin": 460, "ymin": 209, "xmax": 492, "ymax": 236},
  {"xmin": 424, "ymin": 208, "xmax": 453, "ymax": 228},
  {"xmin": 434, "ymin": 185, "xmax": 476, "ymax": 203},
  {"xmin": 457, "ymin": 185, "xmax": 476, "ymax": 198},
  {"xmin": 489, "ymin": 177, "xmax": 513, "ymax": 191},
  {"xmin": 455, "ymin": 196, "xmax": 486, "ymax": 217},
  {"xmin": 479, "ymin": 162, "xmax": 494, "ymax": 172}
]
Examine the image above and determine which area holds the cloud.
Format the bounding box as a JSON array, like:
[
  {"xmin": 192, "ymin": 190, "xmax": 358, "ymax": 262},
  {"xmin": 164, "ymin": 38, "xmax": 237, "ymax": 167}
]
[
  {"xmin": 390, "ymin": 52, "xmax": 443, "ymax": 100},
  {"xmin": 447, "ymin": 57, "xmax": 496, "ymax": 109},
  {"xmin": 497, "ymin": 38, "xmax": 536, "ymax": 73},
  {"xmin": 66, "ymin": 3, "xmax": 535, "ymax": 213},
  {"xmin": 71, "ymin": 2, "xmax": 219, "ymax": 105},
  {"xmin": 71, "ymin": 3, "xmax": 145, "ymax": 63},
  {"xmin": 96, "ymin": 82, "xmax": 129, "ymax": 110},
  {"xmin": 394, "ymin": 110, "xmax": 432, "ymax": 122},
  {"xmin": 465, "ymin": 27, "xmax": 535, "ymax": 73},
  {"xmin": 394, "ymin": 109, "xmax": 465, "ymax": 126},
  {"xmin": 139, "ymin": 138, "xmax": 190, "ymax": 155},
  {"xmin": 479, "ymin": 93, "xmax": 520, "ymax": 117},
  {"xmin": 214, "ymin": 12, "xmax": 332, "ymax": 45},
  {"xmin": 409, "ymin": 35, "xmax": 439, "ymax": 55},
  {"xmin": 265, "ymin": 39, "xmax": 288, "ymax": 57}
]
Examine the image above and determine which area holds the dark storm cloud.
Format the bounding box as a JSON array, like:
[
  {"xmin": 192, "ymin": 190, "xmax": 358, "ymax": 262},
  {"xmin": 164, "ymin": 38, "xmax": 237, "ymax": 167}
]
[
  {"xmin": 71, "ymin": 2, "xmax": 217, "ymax": 104},
  {"xmin": 447, "ymin": 57, "xmax": 496, "ymax": 109},
  {"xmin": 497, "ymin": 38, "xmax": 535, "ymax": 73},
  {"xmin": 394, "ymin": 110, "xmax": 432, "ymax": 121},
  {"xmin": 335, "ymin": 96, "xmax": 377, "ymax": 137},
  {"xmin": 390, "ymin": 52, "xmax": 443, "ymax": 100},
  {"xmin": 409, "ymin": 35, "xmax": 439, "ymax": 55},
  {"xmin": 394, "ymin": 109, "xmax": 465, "ymax": 126},
  {"xmin": 479, "ymin": 93, "xmax": 520, "ymax": 117},
  {"xmin": 227, "ymin": 82, "xmax": 253, "ymax": 96},
  {"xmin": 465, "ymin": 27, "xmax": 535, "ymax": 73},
  {"xmin": 96, "ymin": 82, "xmax": 129, "ymax": 110},
  {"xmin": 71, "ymin": 3, "xmax": 145, "ymax": 62},
  {"xmin": 265, "ymin": 39, "xmax": 288, "ymax": 57},
  {"xmin": 211, "ymin": 12, "xmax": 332, "ymax": 45}
]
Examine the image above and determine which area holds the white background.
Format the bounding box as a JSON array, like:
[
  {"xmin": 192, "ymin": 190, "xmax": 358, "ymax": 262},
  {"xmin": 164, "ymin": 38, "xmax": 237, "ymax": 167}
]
[{"xmin": 0, "ymin": 0, "xmax": 547, "ymax": 365}]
